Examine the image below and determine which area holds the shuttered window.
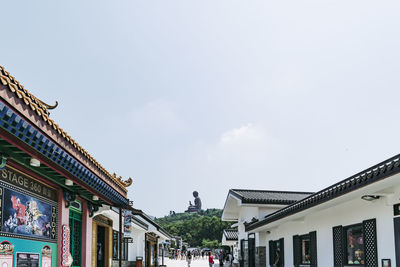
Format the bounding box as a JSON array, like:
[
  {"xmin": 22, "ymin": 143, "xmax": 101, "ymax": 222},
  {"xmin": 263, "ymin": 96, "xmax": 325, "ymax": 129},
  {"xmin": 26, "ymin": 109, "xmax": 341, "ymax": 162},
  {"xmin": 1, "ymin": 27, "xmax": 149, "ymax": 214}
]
[
  {"xmin": 293, "ymin": 232, "xmax": 317, "ymax": 267},
  {"xmin": 268, "ymin": 238, "xmax": 284, "ymax": 267},
  {"xmin": 332, "ymin": 218, "xmax": 377, "ymax": 267}
]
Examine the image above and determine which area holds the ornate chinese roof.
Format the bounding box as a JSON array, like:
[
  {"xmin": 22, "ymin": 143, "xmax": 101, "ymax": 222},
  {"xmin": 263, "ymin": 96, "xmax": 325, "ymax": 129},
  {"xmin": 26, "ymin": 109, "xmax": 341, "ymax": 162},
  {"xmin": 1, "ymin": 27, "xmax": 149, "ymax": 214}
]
[{"xmin": 0, "ymin": 65, "xmax": 131, "ymax": 192}]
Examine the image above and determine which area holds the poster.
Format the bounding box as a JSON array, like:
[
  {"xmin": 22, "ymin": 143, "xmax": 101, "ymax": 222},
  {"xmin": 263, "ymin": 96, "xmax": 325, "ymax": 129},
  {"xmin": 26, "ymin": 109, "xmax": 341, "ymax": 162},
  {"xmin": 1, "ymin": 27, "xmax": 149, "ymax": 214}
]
[
  {"xmin": 1, "ymin": 187, "xmax": 55, "ymax": 239},
  {"xmin": 123, "ymin": 210, "xmax": 133, "ymax": 238}
]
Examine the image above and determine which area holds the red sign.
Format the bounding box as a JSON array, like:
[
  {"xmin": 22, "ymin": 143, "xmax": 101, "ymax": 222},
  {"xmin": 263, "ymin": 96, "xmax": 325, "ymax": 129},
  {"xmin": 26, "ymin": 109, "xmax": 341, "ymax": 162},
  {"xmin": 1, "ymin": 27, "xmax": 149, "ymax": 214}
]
[{"xmin": 61, "ymin": 225, "xmax": 73, "ymax": 267}]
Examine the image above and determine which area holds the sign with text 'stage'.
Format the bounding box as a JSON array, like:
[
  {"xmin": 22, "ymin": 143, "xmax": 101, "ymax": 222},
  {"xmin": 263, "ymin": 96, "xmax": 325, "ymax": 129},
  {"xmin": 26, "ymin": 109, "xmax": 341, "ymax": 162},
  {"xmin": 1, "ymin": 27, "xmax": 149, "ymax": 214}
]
[{"xmin": 0, "ymin": 166, "xmax": 58, "ymax": 242}]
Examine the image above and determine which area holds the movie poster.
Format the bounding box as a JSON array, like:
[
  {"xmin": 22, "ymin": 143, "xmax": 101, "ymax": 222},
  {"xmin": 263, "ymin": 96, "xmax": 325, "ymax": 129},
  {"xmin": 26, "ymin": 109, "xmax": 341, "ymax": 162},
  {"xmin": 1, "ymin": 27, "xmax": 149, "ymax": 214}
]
[{"xmin": 1, "ymin": 188, "xmax": 55, "ymax": 240}]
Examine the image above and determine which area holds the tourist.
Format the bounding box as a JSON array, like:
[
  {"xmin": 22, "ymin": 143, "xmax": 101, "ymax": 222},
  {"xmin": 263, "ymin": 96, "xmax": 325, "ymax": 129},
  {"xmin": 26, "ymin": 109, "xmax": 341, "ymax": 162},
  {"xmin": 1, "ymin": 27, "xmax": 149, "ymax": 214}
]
[
  {"xmin": 219, "ymin": 251, "xmax": 224, "ymax": 267},
  {"xmin": 226, "ymin": 252, "xmax": 233, "ymax": 267},
  {"xmin": 187, "ymin": 251, "xmax": 192, "ymax": 267},
  {"xmin": 208, "ymin": 252, "xmax": 214, "ymax": 267}
]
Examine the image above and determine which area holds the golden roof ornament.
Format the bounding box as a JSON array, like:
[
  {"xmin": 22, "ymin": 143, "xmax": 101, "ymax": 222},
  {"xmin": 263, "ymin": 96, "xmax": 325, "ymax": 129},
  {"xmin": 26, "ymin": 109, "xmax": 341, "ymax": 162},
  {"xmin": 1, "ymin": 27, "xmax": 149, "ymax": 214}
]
[{"xmin": 112, "ymin": 173, "xmax": 133, "ymax": 188}]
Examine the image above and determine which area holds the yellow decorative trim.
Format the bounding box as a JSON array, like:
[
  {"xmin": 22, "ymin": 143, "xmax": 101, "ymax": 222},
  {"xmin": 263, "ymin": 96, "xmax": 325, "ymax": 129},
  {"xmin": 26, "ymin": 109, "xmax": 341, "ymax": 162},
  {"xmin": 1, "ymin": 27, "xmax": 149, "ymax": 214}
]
[
  {"xmin": 112, "ymin": 173, "xmax": 133, "ymax": 188},
  {"xmin": 0, "ymin": 65, "xmax": 128, "ymax": 192}
]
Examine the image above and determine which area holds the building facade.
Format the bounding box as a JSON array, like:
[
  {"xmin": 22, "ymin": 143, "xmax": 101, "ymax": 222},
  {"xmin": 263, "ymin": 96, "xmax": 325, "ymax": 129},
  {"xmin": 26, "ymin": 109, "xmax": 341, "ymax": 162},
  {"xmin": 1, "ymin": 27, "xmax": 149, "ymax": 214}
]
[
  {"xmin": 246, "ymin": 154, "xmax": 400, "ymax": 267},
  {"xmin": 221, "ymin": 189, "xmax": 313, "ymax": 267},
  {"xmin": 0, "ymin": 65, "xmax": 132, "ymax": 267}
]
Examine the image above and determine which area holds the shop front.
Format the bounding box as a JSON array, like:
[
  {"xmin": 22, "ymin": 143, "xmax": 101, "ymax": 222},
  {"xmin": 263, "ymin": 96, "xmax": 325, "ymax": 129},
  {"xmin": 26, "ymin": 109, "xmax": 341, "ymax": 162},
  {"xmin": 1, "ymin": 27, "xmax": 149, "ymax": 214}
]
[
  {"xmin": 92, "ymin": 215, "xmax": 113, "ymax": 267},
  {"xmin": 145, "ymin": 233, "xmax": 158, "ymax": 267},
  {"xmin": 0, "ymin": 65, "xmax": 132, "ymax": 267}
]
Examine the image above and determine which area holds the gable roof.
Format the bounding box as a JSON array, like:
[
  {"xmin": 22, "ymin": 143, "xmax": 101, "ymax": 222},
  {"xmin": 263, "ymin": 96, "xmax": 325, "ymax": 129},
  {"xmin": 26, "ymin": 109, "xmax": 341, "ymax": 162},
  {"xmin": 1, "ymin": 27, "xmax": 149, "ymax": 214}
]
[
  {"xmin": 230, "ymin": 189, "xmax": 314, "ymax": 205},
  {"xmin": 246, "ymin": 153, "xmax": 400, "ymax": 231},
  {"xmin": 223, "ymin": 229, "xmax": 238, "ymax": 241}
]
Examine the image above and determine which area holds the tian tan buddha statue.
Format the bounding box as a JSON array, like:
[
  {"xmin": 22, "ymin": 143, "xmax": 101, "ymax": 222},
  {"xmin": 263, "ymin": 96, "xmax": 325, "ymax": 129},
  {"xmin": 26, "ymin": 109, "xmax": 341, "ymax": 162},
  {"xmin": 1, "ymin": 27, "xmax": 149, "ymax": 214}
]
[{"xmin": 186, "ymin": 191, "xmax": 202, "ymax": 212}]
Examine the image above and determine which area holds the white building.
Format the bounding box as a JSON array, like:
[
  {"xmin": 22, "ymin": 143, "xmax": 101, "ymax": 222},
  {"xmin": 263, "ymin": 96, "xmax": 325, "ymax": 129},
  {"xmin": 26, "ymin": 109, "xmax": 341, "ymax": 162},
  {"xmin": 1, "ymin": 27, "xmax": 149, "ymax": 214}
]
[
  {"xmin": 246, "ymin": 154, "xmax": 400, "ymax": 267},
  {"xmin": 221, "ymin": 189, "xmax": 313, "ymax": 267},
  {"xmin": 93, "ymin": 206, "xmax": 172, "ymax": 267}
]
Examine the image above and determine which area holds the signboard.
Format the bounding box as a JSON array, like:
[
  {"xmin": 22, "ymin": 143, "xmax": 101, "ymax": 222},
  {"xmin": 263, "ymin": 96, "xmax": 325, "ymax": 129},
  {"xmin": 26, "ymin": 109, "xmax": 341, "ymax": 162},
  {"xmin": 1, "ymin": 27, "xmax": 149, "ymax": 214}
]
[
  {"xmin": 61, "ymin": 225, "xmax": 73, "ymax": 267},
  {"xmin": 0, "ymin": 166, "xmax": 58, "ymax": 242},
  {"xmin": 123, "ymin": 210, "xmax": 133, "ymax": 238},
  {"xmin": 0, "ymin": 167, "xmax": 57, "ymax": 201},
  {"xmin": 0, "ymin": 240, "xmax": 13, "ymax": 267},
  {"xmin": 124, "ymin": 237, "xmax": 133, "ymax": 243},
  {"xmin": 41, "ymin": 245, "xmax": 52, "ymax": 267}
]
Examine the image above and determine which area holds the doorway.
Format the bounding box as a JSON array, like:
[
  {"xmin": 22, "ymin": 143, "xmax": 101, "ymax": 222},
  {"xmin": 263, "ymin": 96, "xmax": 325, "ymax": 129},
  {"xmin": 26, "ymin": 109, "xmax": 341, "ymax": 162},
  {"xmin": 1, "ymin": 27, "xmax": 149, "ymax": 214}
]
[
  {"xmin": 97, "ymin": 225, "xmax": 106, "ymax": 267},
  {"xmin": 70, "ymin": 209, "xmax": 82, "ymax": 267}
]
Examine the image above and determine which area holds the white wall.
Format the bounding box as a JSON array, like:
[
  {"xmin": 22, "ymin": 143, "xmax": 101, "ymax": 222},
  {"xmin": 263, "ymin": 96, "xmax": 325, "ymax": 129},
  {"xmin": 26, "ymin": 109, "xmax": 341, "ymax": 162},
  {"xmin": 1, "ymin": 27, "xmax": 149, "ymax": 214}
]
[
  {"xmin": 257, "ymin": 194, "xmax": 397, "ymax": 266},
  {"xmin": 129, "ymin": 227, "xmax": 146, "ymax": 261}
]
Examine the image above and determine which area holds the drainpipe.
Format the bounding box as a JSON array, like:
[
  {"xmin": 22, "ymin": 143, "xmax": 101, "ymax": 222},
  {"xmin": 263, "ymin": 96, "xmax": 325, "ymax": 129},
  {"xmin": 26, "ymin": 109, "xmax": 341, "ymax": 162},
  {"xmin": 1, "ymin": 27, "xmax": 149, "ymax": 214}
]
[{"xmin": 119, "ymin": 207, "xmax": 123, "ymax": 267}]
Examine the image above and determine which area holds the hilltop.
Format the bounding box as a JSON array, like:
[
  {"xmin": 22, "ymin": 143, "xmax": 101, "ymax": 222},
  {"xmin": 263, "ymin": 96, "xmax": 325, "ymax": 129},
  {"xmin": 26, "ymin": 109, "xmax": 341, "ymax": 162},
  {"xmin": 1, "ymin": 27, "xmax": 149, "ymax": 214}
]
[{"xmin": 155, "ymin": 209, "xmax": 232, "ymax": 248}]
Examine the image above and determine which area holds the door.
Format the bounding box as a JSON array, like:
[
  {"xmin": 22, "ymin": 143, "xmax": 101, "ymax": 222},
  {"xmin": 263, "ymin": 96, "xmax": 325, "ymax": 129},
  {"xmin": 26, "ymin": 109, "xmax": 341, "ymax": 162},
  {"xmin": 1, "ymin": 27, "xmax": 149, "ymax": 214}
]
[
  {"xmin": 394, "ymin": 217, "xmax": 400, "ymax": 267},
  {"xmin": 69, "ymin": 209, "xmax": 82, "ymax": 267},
  {"xmin": 248, "ymin": 234, "xmax": 255, "ymax": 267},
  {"xmin": 97, "ymin": 225, "xmax": 106, "ymax": 267}
]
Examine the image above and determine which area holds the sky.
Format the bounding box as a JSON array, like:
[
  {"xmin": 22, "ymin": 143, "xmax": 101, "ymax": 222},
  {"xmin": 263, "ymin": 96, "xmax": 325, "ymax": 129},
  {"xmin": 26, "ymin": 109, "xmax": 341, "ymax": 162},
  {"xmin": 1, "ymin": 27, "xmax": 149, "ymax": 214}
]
[{"xmin": 2, "ymin": 0, "xmax": 400, "ymax": 217}]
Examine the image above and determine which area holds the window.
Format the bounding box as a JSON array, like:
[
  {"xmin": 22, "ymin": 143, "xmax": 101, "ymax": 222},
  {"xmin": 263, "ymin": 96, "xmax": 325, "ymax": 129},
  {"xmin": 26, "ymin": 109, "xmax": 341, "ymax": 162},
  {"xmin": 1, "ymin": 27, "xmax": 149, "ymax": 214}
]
[
  {"xmin": 300, "ymin": 235, "xmax": 311, "ymax": 265},
  {"xmin": 293, "ymin": 231, "xmax": 317, "ymax": 267},
  {"xmin": 269, "ymin": 238, "xmax": 284, "ymax": 267},
  {"xmin": 333, "ymin": 219, "xmax": 377, "ymax": 266},
  {"xmin": 113, "ymin": 230, "xmax": 119, "ymax": 260},
  {"xmin": 122, "ymin": 238, "xmax": 129, "ymax": 261},
  {"xmin": 345, "ymin": 224, "xmax": 364, "ymax": 265}
]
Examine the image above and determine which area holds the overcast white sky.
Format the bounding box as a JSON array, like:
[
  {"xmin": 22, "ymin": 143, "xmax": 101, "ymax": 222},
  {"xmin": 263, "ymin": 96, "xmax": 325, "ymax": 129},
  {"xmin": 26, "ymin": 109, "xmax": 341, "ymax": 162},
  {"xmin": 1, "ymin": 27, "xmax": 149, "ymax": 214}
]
[{"xmin": 2, "ymin": 1, "xmax": 400, "ymax": 217}]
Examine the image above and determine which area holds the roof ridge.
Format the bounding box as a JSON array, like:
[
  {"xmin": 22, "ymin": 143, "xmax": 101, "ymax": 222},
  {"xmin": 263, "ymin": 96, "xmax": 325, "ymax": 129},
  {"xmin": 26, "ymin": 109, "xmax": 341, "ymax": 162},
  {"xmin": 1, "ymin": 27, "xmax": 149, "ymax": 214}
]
[
  {"xmin": 231, "ymin": 189, "xmax": 314, "ymax": 194},
  {"xmin": 0, "ymin": 65, "xmax": 130, "ymax": 192}
]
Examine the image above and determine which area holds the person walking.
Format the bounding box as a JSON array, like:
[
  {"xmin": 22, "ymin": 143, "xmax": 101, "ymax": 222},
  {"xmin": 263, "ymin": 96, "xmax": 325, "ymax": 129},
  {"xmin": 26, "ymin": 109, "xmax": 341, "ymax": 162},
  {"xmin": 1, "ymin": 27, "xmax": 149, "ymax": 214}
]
[
  {"xmin": 187, "ymin": 251, "xmax": 192, "ymax": 267},
  {"xmin": 226, "ymin": 252, "xmax": 233, "ymax": 267},
  {"xmin": 208, "ymin": 252, "xmax": 214, "ymax": 267},
  {"xmin": 219, "ymin": 251, "xmax": 224, "ymax": 267}
]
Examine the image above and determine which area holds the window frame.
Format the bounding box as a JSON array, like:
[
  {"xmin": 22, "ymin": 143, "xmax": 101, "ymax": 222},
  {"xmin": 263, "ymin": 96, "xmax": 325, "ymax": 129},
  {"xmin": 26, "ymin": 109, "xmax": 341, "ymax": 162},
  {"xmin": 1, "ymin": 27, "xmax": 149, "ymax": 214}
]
[
  {"xmin": 269, "ymin": 239, "xmax": 284, "ymax": 267},
  {"xmin": 299, "ymin": 234, "xmax": 311, "ymax": 266},
  {"xmin": 343, "ymin": 223, "xmax": 365, "ymax": 266},
  {"xmin": 113, "ymin": 230, "xmax": 120, "ymax": 260}
]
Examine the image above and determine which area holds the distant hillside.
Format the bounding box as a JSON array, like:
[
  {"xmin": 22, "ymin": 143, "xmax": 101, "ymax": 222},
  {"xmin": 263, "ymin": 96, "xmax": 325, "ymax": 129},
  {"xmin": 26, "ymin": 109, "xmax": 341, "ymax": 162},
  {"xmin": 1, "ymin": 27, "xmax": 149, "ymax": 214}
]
[{"xmin": 155, "ymin": 209, "xmax": 232, "ymax": 248}]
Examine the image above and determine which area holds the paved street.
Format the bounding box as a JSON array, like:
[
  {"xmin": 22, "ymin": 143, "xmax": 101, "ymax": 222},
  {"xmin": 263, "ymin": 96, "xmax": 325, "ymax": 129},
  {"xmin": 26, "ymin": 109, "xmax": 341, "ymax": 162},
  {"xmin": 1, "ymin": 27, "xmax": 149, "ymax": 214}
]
[{"xmin": 163, "ymin": 258, "xmax": 224, "ymax": 267}]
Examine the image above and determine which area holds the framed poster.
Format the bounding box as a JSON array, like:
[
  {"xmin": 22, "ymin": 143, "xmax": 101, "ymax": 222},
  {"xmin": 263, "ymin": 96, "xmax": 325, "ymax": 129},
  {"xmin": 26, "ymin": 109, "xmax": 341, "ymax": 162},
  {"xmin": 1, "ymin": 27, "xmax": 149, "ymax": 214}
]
[
  {"xmin": 17, "ymin": 253, "xmax": 39, "ymax": 266},
  {"xmin": 0, "ymin": 166, "xmax": 58, "ymax": 242}
]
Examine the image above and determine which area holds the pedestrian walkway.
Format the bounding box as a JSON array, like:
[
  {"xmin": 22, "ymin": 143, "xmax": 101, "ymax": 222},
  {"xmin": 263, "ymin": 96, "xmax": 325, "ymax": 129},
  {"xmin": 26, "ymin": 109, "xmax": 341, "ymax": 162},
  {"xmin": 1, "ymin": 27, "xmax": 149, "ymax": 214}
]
[{"xmin": 164, "ymin": 258, "xmax": 226, "ymax": 267}]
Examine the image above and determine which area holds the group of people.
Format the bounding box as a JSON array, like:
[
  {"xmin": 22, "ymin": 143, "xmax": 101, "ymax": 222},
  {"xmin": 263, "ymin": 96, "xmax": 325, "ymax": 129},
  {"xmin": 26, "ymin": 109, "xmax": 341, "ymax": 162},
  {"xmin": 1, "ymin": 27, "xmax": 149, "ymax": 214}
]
[
  {"xmin": 170, "ymin": 249, "xmax": 234, "ymax": 267},
  {"xmin": 184, "ymin": 251, "xmax": 233, "ymax": 267},
  {"xmin": 207, "ymin": 251, "xmax": 233, "ymax": 267}
]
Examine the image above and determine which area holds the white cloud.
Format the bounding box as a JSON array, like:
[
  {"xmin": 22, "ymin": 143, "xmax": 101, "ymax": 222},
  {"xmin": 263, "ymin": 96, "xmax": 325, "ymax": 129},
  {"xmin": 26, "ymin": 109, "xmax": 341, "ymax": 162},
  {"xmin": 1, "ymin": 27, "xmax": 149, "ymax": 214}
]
[
  {"xmin": 130, "ymin": 99, "xmax": 184, "ymax": 134},
  {"xmin": 207, "ymin": 123, "xmax": 271, "ymax": 164},
  {"xmin": 219, "ymin": 123, "xmax": 265, "ymax": 145}
]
